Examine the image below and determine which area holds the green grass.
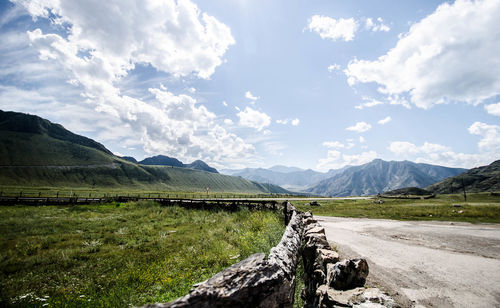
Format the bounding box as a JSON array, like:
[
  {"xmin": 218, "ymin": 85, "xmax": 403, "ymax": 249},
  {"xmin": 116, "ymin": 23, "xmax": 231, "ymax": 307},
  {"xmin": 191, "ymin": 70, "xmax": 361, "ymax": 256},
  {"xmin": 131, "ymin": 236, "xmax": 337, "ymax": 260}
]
[
  {"xmin": 294, "ymin": 193, "xmax": 500, "ymax": 223},
  {"xmin": 0, "ymin": 201, "xmax": 285, "ymax": 307},
  {"xmin": 0, "ymin": 186, "xmax": 295, "ymax": 199}
]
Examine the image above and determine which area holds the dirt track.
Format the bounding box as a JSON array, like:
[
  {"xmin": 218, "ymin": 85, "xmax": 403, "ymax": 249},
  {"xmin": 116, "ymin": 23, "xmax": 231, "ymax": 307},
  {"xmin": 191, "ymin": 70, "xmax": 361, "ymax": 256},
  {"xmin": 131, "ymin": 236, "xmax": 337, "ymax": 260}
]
[{"xmin": 316, "ymin": 216, "xmax": 500, "ymax": 308}]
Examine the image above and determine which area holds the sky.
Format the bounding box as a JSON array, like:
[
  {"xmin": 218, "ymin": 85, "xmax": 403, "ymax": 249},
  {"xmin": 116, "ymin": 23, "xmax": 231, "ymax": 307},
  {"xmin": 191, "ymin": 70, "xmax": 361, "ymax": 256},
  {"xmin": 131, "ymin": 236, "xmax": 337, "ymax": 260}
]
[{"xmin": 0, "ymin": 0, "xmax": 499, "ymax": 171}]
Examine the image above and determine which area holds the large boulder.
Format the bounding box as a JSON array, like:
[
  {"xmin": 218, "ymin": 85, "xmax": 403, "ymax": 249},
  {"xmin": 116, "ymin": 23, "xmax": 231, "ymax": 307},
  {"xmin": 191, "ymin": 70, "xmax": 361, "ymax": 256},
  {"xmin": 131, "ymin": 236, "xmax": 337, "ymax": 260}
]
[{"xmin": 327, "ymin": 259, "xmax": 369, "ymax": 291}]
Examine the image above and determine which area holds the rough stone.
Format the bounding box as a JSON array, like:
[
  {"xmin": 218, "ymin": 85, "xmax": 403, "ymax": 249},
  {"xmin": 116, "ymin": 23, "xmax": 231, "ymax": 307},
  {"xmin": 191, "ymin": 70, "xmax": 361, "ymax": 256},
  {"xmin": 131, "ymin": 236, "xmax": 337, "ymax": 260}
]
[
  {"xmin": 304, "ymin": 217, "xmax": 318, "ymax": 225},
  {"xmin": 316, "ymin": 286, "xmax": 398, "ymax": 308},
  {"xmin": 306, "ymin": 226, "xmax": 326, "ymax": 235},
  {"xmin": 317, "ymin": 249, "xmax": 340, "ymax": 268},
  {"xmin": 327, "ymin": 259, "xmax": 369, "ymax": 291}
]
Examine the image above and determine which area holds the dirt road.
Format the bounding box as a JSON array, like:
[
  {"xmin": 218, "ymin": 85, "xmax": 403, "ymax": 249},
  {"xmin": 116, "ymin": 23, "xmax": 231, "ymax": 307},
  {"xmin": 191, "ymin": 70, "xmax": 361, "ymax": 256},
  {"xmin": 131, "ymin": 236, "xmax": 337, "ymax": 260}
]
[{"xmin": 316, "ymin": 216, "xmax": 500, "ymax": 308}]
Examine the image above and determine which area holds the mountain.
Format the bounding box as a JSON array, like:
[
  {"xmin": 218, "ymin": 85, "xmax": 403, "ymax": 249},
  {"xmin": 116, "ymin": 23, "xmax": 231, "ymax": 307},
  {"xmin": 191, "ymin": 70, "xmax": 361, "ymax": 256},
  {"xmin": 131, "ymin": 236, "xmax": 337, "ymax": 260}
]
[
  {"xmin": 185, "ymin": 160, "xmax": 218, "ymax": 173},
  {"xmin": 268, "ymin": 165, "xmax": 304, "ymax": 173},
  {"xmin": 0, "ymin": 110, "xmax": 287, "ymax": 193},
  {"xmin": 138, "ymin": 155, "xmax": 218, "ymax": 173},
  {"xmin": 139, "ymin": 155, "xmax": 184, "ymax": 167},
  {"xmin": 426, "ymin": 160, "xmax": 500, "ymax": 193},
  {"xmin": 307, "ymin": 159, "xmax": 467, "ymax": 197},
  {"xmin": 121, "ymin": 156, "xmax": 138, "ymax": 163},
  {"xmin": 0, "ymin": 110, "xmax": 112, "ymax": 156},
  {"xmin": 221, "ymin": 166, "xmax": 348, "ymax": 191}
]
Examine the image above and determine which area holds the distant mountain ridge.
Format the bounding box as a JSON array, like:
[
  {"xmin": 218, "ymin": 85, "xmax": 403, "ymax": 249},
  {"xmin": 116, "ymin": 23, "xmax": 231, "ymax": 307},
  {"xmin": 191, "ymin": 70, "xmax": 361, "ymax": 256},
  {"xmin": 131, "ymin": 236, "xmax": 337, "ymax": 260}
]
[
  {"xmin": 307, "ymin": 159, "xmax": 467, "ymax": 197},
  {"xmin": 221, "ymin": 167, "xmax": 343, "ymax": 191},
  {"xmin": 134, "ymin": 155, "xmax": 218, "ymax": 173},
  {"xmin": 427, "ymin": 160, "xmax": 500, "ymax": 193},
  {"xmin": 221, "ymin": 165, "xmax": 353, "ymax": 191}
]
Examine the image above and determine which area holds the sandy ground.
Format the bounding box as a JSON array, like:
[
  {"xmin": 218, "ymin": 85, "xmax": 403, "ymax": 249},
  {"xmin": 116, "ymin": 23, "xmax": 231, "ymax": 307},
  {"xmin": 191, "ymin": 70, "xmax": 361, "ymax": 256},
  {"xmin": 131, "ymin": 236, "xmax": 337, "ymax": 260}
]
[{"xmin": 316, "ymin": 216, "xmax": 500, "ymax": 308}]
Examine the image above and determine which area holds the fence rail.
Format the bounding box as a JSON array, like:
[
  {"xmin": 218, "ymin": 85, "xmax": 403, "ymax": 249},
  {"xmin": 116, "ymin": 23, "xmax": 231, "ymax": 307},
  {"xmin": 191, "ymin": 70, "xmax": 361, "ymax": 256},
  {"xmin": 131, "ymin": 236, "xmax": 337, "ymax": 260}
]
[{"xmin": 0, "ymin": 195, "xmax": 283, "ymax": 210}]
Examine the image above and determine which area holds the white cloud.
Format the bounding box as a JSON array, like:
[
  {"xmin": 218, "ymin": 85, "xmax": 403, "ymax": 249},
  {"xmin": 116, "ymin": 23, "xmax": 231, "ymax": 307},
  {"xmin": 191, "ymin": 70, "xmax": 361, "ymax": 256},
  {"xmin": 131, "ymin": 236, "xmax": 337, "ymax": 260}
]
[
  {"xmin": 276, "ymin": 118, "xmax": 300, "ymax": 126},
  {"xmin": 365, "ymin": 17, "xmax": 390, "ymax": 32},
  {"xmin": 485, "ymin": 103, "xmax": 500, "ymax": 116},
  {"xmin": 328, "ymin": 64, "xmax": 341, "ymax": 72},
  {"xmin": 468, "ymin": 122, "xmax": 500, "ymax": 152},
  {"xmin": 346, "ymin": 121, "xmax": 372, "ymax": 133},
  {"xmin": 323, "ymin": 141, "xmax": 345, "ymax": 149},
  {"xmin": 308, "ymin": 15, "xmax": 357, "ymax": 42},
  {"xmin": 237, "ymin": 107, "xmax": 271, "ymax": 131},
  {"xmin": 317, "ymin": 150, "xmax": 377, "ymax": 171},
  {"xmin": 345, "ymin": 0, "xmax": 500, "ymax": 109},
  {"xmin": 388, "ymin": 122, "xmax": 500, "ymax": 168},
  {"xmin": 355, "ymin": 98, "xmax": 384, "ymax": 110},
  {"xmin": 245, "ymin": 91, "xmax": 259, "ymax": 101},
  {"xmin": 378, "ymin": 116, "xmax": 392, "ymax": 125},
  {"xmin": 14, "ymin": 0, "xmax": 235, "ymax": 79},
  {"xmin": 188, "ymin": 87, "xmax": 196, "ymax": 93},
  {"xmin": 222, "ymin": 100, "xmax": 228, "ymax": 107},
  {"xmin": 223, "ymin": 119, "xmax": 233, "ymax": 125},
  {"xmin": 359, "ymin": 136, "xmax": 365, "ymax": 143}
]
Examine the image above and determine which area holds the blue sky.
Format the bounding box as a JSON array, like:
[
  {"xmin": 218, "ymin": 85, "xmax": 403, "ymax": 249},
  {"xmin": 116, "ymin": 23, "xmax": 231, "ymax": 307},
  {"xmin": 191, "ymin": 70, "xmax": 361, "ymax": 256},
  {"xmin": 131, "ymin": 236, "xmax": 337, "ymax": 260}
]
[{"xmin": 1, "ymin": 0, "xmax": 499, "ymax": 171}]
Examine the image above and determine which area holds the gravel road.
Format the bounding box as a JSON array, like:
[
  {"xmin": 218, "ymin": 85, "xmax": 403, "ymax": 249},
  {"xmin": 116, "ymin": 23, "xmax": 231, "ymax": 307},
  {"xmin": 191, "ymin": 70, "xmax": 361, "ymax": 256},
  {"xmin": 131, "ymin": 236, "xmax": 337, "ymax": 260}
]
[{"xmin": 316, "ymin": 216, "xmax": 500, "ymax": 308}]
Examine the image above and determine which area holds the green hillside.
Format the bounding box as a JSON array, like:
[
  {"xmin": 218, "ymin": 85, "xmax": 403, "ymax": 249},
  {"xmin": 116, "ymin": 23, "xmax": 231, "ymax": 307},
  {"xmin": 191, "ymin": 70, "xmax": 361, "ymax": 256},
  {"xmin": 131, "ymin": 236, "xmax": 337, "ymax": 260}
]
[
  {"xmin": 427, "ymin": 159, "xmax": 500, "ymax": 193},
  {"xmin": 0, "ymin": 163, "xmax": 287, "ymax": 193},
  {"xmin": 0, "ymin": 110, "xmax": 288, "ymax": 193}
]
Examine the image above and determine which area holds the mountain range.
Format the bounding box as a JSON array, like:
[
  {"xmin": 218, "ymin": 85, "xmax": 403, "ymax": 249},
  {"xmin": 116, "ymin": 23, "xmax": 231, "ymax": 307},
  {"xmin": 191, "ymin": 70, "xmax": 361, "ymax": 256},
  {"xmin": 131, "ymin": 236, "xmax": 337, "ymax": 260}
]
[
  {"xmin": 2, "ymin": 110, "xmax": 495, "ymax": 197},
  {"xmin": 224, "ymin": 159, "xmax": 468, "ymax": 196},
  {"xmin": 306, "ymin": 159, "xmax": 467, "ymax": 196},
  {"xmin": 221, "ymin": 166, "xmax": 348, "ymax": 191},
  {"xmin": 0, "ymin": 110, "xmax": 287, "ymax": 193}
]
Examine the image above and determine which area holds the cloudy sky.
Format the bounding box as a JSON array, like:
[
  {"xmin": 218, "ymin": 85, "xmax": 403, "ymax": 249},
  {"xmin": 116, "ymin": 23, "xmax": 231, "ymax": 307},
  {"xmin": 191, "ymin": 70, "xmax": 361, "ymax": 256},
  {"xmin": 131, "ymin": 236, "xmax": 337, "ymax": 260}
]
[{"xmin": 1, "ymin": 0, "xmax": 499, "ymax": 171}]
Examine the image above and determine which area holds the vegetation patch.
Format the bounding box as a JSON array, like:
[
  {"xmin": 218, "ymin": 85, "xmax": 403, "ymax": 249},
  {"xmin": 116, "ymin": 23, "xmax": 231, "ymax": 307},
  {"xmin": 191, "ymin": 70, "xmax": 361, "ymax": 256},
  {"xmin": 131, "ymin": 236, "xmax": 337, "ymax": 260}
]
[
  {"xmin": 295, "ymin": 193, "xmax": 500, "ymax": 223},
  {"xmin": 0, "ymin": 201, "xmax": 285, "ymax": 307}
]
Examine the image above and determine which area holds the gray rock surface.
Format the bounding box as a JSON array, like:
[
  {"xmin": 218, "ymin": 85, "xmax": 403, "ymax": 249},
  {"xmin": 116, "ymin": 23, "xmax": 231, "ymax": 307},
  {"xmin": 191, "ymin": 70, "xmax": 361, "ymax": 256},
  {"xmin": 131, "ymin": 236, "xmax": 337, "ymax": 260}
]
[{"xmin": 327, "ymin": 259, "xmax": 369, "ymax": 291}]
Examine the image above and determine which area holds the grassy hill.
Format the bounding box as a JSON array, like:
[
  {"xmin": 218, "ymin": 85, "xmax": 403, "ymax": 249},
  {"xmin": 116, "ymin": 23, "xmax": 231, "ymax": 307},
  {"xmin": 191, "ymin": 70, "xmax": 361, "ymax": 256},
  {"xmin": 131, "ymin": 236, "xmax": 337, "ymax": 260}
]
[
  {"xmin": 427, "ymin": 159, "xmax": 500, "ymax": 193},
  {"xmin": 0, "ymin": 110, "xmax": 288, "ymax": 193}
]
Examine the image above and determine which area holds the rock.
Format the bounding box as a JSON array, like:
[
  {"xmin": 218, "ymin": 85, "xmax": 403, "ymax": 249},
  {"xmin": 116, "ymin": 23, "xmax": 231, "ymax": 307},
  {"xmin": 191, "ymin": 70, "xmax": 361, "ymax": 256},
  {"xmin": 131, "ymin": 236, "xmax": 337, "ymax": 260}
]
[
  {"xmin": 309, "ymin": 201, "xmax": 320, "ymax": 206},
  {"xmin": 306, "ymin": 226, "xmax": 326, "ymax": 235},
  {"xmin": 353, "ymin": 288, "xmax": 398, "ymax": 307},
  {"xmin": 304, "ymin": 217, "xmax": 318, "ymax": 225},
  {"xmin": 305, "ymin": 222, "xmax": 323, "ymax": 232},
  {"xmin": 452, "ymin": 204, "xmax": 462, "ymax": 207},
  {"xmin": 316, "ymin": 285, "xmax": 398, "ymax": 308},
  {"xmin": 317, "ymin": 249, "xmax": 340, "ymax": 266},
  {"xmin": 327, "ymin": 259, "xmax": 369, "ymax": 290},
  {"xmin": 317, "ymin": 285, "xmax": 365, "ymax": 307}
]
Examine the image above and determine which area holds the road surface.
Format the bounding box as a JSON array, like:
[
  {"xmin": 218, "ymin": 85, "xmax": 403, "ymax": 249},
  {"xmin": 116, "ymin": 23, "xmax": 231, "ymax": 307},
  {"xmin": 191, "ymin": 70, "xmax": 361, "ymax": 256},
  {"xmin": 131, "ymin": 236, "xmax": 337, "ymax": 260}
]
[{"xmin": 316, "ymin": 216, "xmax": 500, "ymax": 308}]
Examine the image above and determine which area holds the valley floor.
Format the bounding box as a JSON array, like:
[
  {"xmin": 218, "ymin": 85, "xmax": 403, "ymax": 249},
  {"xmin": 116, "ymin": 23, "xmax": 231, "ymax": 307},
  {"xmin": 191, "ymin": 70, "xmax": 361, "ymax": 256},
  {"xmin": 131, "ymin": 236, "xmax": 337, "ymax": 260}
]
[{"xmin": 317, "ymin": 216, "xmax": 500, "ymax": 308}]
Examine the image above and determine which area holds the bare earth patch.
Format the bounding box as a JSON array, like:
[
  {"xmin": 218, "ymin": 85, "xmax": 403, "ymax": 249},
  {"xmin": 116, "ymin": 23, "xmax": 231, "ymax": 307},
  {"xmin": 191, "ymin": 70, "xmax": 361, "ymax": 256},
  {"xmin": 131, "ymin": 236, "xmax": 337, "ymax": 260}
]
[{"xmin": 317, "ymin": 216, "xmax": 500, "ymax": 308}]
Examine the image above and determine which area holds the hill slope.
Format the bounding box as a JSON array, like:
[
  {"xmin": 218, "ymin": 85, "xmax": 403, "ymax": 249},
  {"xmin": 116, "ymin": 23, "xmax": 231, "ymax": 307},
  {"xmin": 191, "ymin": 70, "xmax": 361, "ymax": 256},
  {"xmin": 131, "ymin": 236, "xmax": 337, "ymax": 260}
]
[
  {"xmin": 0, "ymin": 110, "xmax": 287, "ymax": 193},
  {"xmin": 307, "ymin": 159, "xmax": 467, "ymax": 196},
  {"xmin": 426, "ymin": 160, "xmax": 500, "ymax": 193}
]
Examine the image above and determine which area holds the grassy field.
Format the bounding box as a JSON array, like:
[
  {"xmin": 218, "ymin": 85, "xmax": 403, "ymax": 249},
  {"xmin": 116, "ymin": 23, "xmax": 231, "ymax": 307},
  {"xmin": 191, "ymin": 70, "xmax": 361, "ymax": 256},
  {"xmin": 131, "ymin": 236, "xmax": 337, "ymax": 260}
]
[
  {"xmin": 294, "ymin": 193, "xmax": 500, "ymax": 223},
  {"xmin": 0, "ymin": 185, "xmax": 297, "ymax": 199},
  {"xmin": 0, "ymin": 201, "xmax": 285, "ymax": 307}
]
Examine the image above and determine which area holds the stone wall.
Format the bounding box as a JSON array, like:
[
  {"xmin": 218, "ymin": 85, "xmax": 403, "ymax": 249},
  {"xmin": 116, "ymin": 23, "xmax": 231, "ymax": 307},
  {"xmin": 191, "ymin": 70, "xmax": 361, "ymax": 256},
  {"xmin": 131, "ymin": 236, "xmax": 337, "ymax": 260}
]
[
  {"xmin": 142, "ymin": 202, "xmax": 397, "ymax": 308},
  {"xmin": 300, "ymin": 212, "xmax": 397, "ymax": 308}
]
